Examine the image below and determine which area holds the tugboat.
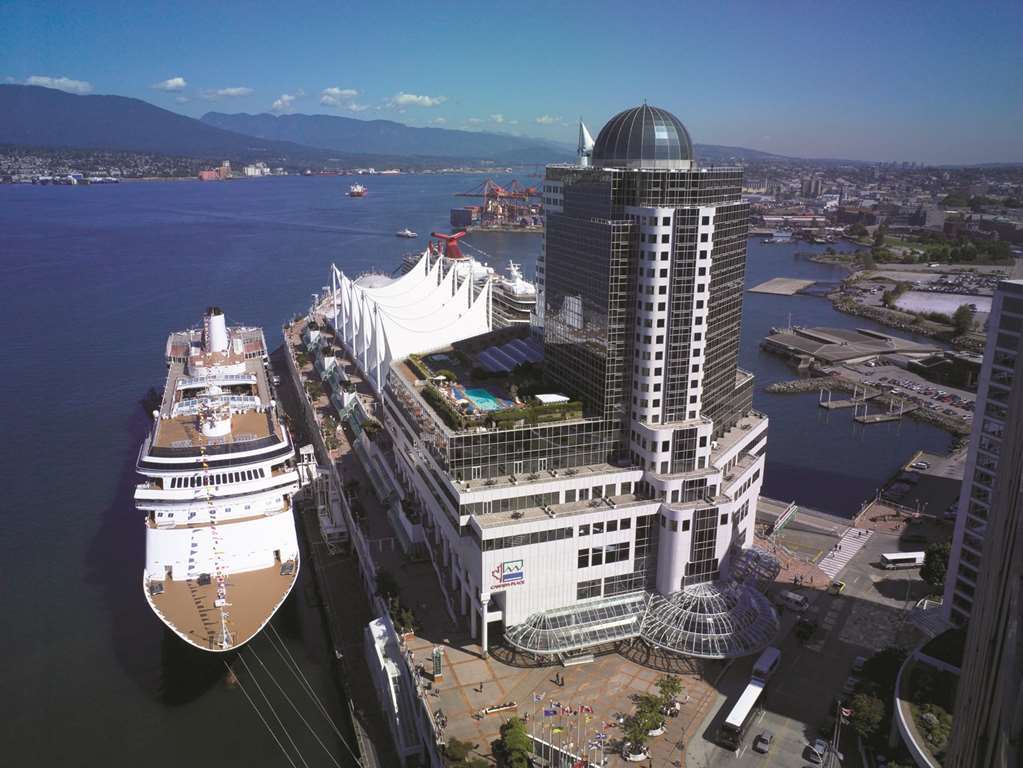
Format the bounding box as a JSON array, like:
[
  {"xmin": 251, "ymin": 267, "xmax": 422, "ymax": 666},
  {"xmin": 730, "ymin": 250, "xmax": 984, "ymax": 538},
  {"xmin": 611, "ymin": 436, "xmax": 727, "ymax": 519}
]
[
  {"xmin": 395, "ymin": 228, "xmax": 418, "ymax": 238},
  {"xmin": 347, "ymin": 183, "xmax": 367, "ymax": 197}
]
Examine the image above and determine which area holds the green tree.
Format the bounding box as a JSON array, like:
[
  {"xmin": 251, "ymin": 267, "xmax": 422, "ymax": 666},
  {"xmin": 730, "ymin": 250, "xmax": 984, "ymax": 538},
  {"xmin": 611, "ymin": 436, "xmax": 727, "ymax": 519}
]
[
  {"xmin": 361, "ymin": 416, "xmax": 383, "ymax": 438},
  {"xmin": 496, "ymin": 717, "xmax": 530, "ymax": 768},
  {"xmin": 873, "ymin": 224, "xmax": 888, "ymax": 248},
  {"xmin": 622, "ymin": 714, "xmax": 651, "ymax": 756},
  {"xmin": 860, "ymin": 646, "xmax": 908, "ymax": 696},
  {"xmin": 655, "ymin": 675, "xmax": 684, "ymax": 708},
  {"xmin": 849, "ymin": 693, "xmax": 886, "ymax": 739},
  {"xmin": 921, "ymin": 541, "xmax": 952, "ymax": 590},
  {"xmin": 444, "ymin": 737, "xmax": 474, "ymax": 763},
  {"xmin": 952, "ymin": 304, "xmax": 975, "ymax": 335},
  {"xmin": 848, "ymin": 223, "xmax": 868, "ymax": 238}
]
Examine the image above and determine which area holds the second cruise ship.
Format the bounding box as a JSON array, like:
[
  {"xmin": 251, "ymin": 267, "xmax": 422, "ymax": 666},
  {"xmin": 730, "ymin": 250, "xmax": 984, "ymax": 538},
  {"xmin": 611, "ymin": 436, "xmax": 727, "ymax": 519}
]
[{"xmin": 135, "ymin": 307, "xmax": 301, "ymax": 652}]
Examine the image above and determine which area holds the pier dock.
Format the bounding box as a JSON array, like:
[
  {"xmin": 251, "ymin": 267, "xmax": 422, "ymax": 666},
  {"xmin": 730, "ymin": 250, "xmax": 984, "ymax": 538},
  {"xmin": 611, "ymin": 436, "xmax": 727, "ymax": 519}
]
[
  {"xmin": 852, "ymin": 398, "xmax": 918, "ymax": 424},
  {"xmin": 818, "ymin": 384, "xmax": 880, "ymax": 410}
]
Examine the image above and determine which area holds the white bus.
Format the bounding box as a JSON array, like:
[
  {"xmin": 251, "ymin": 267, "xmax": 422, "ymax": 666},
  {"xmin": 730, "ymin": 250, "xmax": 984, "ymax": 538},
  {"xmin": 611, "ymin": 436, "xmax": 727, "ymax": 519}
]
[
  {"xmin": 880, "ymin": 551, "xmax": 925, "ymax": 569},
  {"xmin": 753, "ymin": 646, "xmax": 781, "ymax": 682},
  {"xmin": 718, "ymin": 680, "xmax": 765, "ymax": 750}
]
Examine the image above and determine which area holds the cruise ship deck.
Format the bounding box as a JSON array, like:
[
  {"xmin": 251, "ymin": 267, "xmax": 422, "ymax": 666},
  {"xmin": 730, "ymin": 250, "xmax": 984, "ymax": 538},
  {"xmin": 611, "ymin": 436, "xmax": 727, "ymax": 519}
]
[{"xmin": 146, "ymin": 562, "xmax": 298, "ymax": 651}]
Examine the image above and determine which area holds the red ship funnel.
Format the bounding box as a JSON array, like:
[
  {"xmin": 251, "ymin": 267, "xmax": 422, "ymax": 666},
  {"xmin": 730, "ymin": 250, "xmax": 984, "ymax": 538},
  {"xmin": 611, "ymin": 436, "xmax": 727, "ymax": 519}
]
[{"xmin": 431, "ymin": 230, "xmax": 467, "ymax": 260}]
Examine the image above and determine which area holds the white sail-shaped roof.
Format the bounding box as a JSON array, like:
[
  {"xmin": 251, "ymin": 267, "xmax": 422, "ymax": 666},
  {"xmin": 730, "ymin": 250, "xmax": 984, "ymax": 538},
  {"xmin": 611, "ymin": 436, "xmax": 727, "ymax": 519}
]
[{"xmin": 328, "ymin": 249, "xmax": 492, "ymax": 393}]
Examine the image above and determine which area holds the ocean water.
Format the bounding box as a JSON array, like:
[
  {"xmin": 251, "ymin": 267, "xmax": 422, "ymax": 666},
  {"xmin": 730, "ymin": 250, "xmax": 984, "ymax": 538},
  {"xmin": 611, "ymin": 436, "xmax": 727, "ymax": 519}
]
[{"xmin": 0, "ymin": 175, "xmax": 951, "ymax": 763}]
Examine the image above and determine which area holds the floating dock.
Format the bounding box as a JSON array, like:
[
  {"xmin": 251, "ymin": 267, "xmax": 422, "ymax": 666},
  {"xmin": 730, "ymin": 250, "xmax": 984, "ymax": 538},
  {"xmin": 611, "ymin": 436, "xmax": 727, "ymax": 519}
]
[
  {"xmin": 818, "ymin": 385, "xmax": 880, "ymax": 410},
  {"xmin": 852, "ymin": 398, "xmax": 918, "ymax": 424}
]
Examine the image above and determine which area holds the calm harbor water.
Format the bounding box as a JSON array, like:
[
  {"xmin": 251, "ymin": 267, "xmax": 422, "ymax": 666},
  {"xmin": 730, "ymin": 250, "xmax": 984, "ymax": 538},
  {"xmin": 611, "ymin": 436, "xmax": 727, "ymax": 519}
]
[{"xmin": 0, "ymin": 175, "xmax": 950, "ymax": 763}]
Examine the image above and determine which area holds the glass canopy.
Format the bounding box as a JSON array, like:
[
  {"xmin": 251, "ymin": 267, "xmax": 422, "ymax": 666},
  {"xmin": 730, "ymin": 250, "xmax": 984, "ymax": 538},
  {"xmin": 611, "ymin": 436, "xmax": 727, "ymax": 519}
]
[{"xmin": 504, "ymin": 548, "xmax": 781, "ymax": 659}]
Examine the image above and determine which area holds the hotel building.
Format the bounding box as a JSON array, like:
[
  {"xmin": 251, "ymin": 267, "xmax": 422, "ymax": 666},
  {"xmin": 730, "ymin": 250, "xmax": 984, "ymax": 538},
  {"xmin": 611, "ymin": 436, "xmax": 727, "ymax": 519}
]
[{"xmin": 328, "ymin": 105, "xmax": 778, "ymax": 660}]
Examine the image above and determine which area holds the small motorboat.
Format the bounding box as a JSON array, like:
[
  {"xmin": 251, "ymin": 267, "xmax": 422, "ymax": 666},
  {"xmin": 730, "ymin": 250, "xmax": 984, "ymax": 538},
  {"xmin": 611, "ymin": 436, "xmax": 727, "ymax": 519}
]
[{"xmin": 396, "ymin": 228, "xmax": 418, "ymax": 238}]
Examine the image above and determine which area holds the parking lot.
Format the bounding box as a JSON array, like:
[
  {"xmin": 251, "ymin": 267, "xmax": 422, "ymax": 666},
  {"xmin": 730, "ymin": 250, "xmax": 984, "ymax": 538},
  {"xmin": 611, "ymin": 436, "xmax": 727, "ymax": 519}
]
[
  {"xmin": 686, "ymin": 526, "xmax": 929, "ymax": 768},
  {"xmin": 846, "ymin": 363, "xmax": 975, "ymax": 423}
]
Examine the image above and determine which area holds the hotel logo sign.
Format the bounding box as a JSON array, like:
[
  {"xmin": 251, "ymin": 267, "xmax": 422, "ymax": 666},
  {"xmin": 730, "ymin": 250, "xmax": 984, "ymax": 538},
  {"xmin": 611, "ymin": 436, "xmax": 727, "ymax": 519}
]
[{"xmin": 491, "ymin": 559, "xmax": 524, "ymax": 588}]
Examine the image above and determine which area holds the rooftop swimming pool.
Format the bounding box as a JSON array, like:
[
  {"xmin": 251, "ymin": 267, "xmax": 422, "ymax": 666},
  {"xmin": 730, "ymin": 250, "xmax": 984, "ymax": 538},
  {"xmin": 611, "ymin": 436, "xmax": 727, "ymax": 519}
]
[{"xmin": 461, "ymin": 387, "xmax": 506, "ymax": 412}]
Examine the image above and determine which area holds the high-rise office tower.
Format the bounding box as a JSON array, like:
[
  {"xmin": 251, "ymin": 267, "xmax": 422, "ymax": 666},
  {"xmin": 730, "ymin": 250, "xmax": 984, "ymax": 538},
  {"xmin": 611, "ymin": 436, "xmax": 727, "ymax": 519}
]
[{"xmin": 943, "ymin": 279, "xmax": 1023, "ymax": 768}]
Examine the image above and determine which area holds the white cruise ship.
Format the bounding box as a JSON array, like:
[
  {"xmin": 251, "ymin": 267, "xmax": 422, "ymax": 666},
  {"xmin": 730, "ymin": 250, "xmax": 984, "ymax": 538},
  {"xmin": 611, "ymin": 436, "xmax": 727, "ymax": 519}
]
[
  {"xmin": 491, "ymin": 261, "xmax": 537, "ymax": 328},
  {"xmin": 136, "ymin": 307, "xmax": 301, "ymax": 652}
]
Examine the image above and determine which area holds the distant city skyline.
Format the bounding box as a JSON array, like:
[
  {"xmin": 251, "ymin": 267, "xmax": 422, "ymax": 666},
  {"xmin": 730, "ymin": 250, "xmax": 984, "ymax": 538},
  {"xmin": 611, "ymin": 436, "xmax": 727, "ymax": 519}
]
[{"xmin": 3, "ymin": 0, "xmax": 1021, "ymax": 164}]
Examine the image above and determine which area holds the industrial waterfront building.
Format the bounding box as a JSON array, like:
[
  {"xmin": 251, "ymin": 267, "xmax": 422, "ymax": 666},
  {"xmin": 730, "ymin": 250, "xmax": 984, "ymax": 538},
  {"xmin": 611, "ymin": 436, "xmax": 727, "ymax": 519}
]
[
  {"xmin": 942, "ymin": 278, "xmax": 1023, "ymax": 768},
  {"xmin": 326, "ymin": 105, "xmax": 778, "ymax": 660}
]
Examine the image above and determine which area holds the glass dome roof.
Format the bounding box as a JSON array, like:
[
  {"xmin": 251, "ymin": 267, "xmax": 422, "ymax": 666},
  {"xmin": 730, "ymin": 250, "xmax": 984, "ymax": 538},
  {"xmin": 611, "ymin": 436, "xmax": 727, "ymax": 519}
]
[{"xmin": 591, "ymin": 105, "xmax": 694, "ymax": 170}]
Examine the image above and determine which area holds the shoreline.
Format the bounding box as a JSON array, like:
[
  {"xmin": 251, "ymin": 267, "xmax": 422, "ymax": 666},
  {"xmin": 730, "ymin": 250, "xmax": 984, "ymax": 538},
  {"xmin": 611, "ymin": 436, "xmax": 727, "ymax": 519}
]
[{"xmin": 764, "ymin": 375, "xmax": 972, "ymax": 437}]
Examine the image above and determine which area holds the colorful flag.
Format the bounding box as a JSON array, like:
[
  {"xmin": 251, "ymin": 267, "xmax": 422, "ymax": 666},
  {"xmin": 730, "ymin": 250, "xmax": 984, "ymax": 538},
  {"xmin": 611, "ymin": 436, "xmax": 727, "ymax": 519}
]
[
  {"xmin": 580, "ymin": 704, "xmax": 594, "ymax": 714},
  {"xmin": 841, "ymin": 707, "xmax": 853, "ymax": 717},
  {"xmin": 585, "ymin": 715, "xmax": 592, "ymax": 723},
  {"xmin": 543, "ymin": 708, "xmax": 556, "ymax": 717},
  {"xmin": 552, "ymin": 726, "xmax": 564, "ymax": 734},
  {"xmin": 533, "ymin": 692, "xmax": 546, "ymax": 703}
]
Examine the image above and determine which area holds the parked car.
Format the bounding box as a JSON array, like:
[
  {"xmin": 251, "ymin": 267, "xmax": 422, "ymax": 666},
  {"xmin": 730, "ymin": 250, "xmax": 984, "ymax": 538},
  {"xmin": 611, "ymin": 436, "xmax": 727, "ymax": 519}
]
[
  {"xmin": 842, "ymin": 676, "xmax": 860, "ymax": 695},
  {"xmin": 753, "ymin": 731, "xmax": 774, "ymax": 754},
  {"xmin": 806, "ymin": 739, "xmax": 830, "ymax": 764},
  {"xmin": 829, "ymin": 580, "xmax": 846, "ymax": 595},
  {"xmin": 852, "ymin": 655, "xmax": 867, "ymax": 673}
]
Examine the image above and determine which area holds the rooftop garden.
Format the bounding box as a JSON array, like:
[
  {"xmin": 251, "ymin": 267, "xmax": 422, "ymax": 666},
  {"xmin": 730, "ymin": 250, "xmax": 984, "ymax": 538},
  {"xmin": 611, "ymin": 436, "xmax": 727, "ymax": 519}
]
[
  {"xmin": 408, "ymin": 351, "xmax": 585, "ymax": 432},
  {"xmin": 904, "ymin": 658, "xmax": 958, "ymax": 765}
]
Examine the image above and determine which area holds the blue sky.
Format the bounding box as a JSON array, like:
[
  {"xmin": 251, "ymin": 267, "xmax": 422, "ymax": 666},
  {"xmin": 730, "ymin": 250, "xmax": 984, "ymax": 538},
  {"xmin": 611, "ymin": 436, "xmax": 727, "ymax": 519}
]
[{"xmin": 3, "ymin": 0, "xmax": 1021, "ymax": 163}]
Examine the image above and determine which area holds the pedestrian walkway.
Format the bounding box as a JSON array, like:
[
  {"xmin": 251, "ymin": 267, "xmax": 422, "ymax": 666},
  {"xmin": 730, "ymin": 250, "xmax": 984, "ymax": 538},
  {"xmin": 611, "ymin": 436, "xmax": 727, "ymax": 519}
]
[{"xmin": 817, "ymin": 528, "xmax": 873, "ymax": 579}]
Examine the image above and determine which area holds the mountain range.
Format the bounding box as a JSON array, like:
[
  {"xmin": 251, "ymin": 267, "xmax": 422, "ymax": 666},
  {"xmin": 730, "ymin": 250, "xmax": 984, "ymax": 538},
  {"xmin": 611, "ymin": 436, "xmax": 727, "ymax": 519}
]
[
  {"xmin": 0, "ymin": 84, "xmax": 791, "ymax": 167},
  {"xmin": 200, "ymin": 111, "xmax": 574, "ymax": 164}
]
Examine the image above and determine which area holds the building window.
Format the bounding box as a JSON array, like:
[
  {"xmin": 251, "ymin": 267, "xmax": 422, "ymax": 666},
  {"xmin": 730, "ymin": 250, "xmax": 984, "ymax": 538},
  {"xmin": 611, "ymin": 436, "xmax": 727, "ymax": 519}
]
[
  {"xmin": 682, "ymin": 519, "xmax": 691, "ymax": 532},
  {"xmin": 577, "ymin": 579, "xmax": 602, "ymax": 600},
  {"xmin": 566, "ymin": 489, "xmax": 577, "ymax": 503},
  {"xmin": 720, "ymin": 513, "xmax": 729, "ymax": 525},
  {"xmin": 700, "ymin": 233, "xmax": 708, "ymax": 242},
  {"xmin": 578, "ymin": 523, "xmax": 589, "ymax": 536},
  {"xmin": 578, "ymin": 548, "xmax": 589, "ymax": 568},
  {"xmin": 621, "ymin": 517, "xmax": 632, "ymax": 529},
  {"xmin": 590, "ymin": 547, "xmax": 603, "ymax": 566}
]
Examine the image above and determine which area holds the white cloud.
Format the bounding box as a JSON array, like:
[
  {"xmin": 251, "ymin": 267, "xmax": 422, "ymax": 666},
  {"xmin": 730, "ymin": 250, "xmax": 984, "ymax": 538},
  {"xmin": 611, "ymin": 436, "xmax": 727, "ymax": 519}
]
[
  {"xmin": 271, "ymin": 91, "xmax": 302, "ymax": 112},
  {"xmin": 534, "ymin": 114, "xmax": 561, "ymax": 125},
  {"xmin": 26, "ymin": 75, "xmax": 92, "ymax": 94},
  {"xmin": 430, "ymin": 117, "xmax": 447, "ymax": 125},
  {"xmin": 489, "ymin": 114, "xmax": 506, "ymax": 124},
  {"xmin": 391, "ymin": 91, "xmax": 446, "ymax": 108},
  {"xmin": 151, "ymin": 76, "xmax": 187, "ymax": 92},
  {"xmin": 200, "ymin": 86, "xmax": 254, "ymax": 100},
  {"xmin": 320, "ymin": 86, "xmax": 366, "ymax": 111}
]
